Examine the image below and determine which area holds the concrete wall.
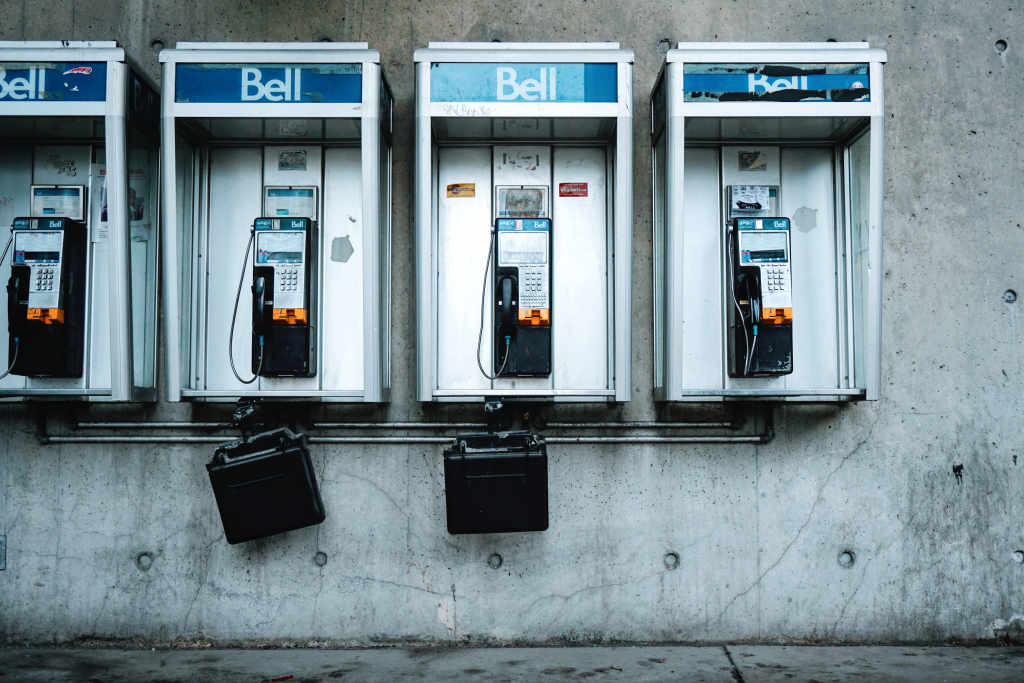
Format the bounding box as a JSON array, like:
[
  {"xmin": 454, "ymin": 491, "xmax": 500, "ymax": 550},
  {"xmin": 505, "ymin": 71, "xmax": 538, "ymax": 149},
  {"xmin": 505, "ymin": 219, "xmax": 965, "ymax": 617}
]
[{"xmin": 1, "ymin": 0, "xmax": 1022, "ymax": 646}]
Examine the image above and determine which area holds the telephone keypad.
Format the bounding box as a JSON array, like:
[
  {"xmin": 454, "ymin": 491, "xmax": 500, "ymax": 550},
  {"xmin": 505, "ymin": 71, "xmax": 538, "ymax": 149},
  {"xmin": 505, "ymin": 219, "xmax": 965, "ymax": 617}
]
[
  {"xmin": 276, "ymin": 266, "xmax": 302, "ymax": 292},
  {"xmin": 764, "ymin": 265, "xmax": 789, "ymax": 292},
  {"xmin": 519, "ymin": 267, "xmax": 549, "ymax": 308},
  {"xmin": 34, "ymin": 267, "xmax": 56, "ymax": 291}
]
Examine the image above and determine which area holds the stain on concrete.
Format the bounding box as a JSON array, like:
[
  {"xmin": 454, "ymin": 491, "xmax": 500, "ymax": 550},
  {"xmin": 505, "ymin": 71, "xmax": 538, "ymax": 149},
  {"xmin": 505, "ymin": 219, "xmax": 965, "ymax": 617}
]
[{"xmin": 953, "ymin": 464, "xmax": 964, "ymax": 484}]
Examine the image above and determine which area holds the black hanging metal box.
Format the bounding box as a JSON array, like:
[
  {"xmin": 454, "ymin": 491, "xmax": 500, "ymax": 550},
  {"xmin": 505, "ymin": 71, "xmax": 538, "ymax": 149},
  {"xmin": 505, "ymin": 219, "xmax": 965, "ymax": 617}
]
[
  {"xmin": 443, "ymin": 430, "xmax": 548, "ymax": 534},
  {"xmin": 207, "ymin": 428, "xmax": 325, "ymax": 544}
]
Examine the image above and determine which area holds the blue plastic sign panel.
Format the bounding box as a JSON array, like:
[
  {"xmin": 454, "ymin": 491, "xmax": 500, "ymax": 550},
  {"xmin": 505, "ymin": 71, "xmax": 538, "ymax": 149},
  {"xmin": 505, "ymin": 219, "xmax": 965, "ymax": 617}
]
[
  {"xmin": 430, "ymin": 63, "xmax": 617, "ymax": 103},
  {"xmin": 497, "ymin": 218, "xmax": 550, "ymax": 231},
  {"xmin": 0, "ymin": 62, "xmax": 107, "ymax": 102},
  {"xmin": 683, "ymin": 64, "xmax": 870, "ymax": 103},
  {"xmin": 175, "ymin": 64, "xmax": 362, "ymax": 103}
]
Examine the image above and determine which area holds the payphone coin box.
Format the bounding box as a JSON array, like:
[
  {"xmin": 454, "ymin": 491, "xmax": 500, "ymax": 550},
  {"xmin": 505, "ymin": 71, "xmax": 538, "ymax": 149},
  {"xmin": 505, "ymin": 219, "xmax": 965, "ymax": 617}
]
[
  {"xmin": 7, "ymin": 217, "xmax": 87, "ymax": 377},
  {"xmin": 495, "ymin": 218, "xmax": 551, "ymax": 376},
  {"xmin": 252, "ymin": 217, "xmax": 317, "ymax": 377},
  {"xmin": 207, "ymin": 428, "xmax": 326, "ymax": 544},
  {"xmin": 443, "ymin": 430, "xmax": 548, "ymax": 535}
]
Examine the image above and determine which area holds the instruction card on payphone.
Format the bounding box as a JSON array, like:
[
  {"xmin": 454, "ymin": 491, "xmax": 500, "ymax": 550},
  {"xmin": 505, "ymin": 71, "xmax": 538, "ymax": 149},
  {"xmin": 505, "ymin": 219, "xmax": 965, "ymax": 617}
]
[
  {"xmin": 30, "ymin": 186, "xmax": 84, "ymax": 222},
  {"xmin": 264, "ymin": 187, "xmax": 317, "ymax": 220}
]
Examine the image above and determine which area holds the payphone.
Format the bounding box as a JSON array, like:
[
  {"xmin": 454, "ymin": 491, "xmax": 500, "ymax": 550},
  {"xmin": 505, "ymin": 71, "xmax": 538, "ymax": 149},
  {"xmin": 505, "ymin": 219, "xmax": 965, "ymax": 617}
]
[
  {"xmin": 477, "ymin": 184, "xmax": 553, "ymax": 379},
  {"xmin": 229, "ymin": 216, "xmax": 317, "ymax": 382},
  {"xmin": 6, "ymin": 217, "xmax": 88, "ymax": 377},
  {"xmin": 727, "ymin": 215, "xmax": 793, "ymax": 377}
]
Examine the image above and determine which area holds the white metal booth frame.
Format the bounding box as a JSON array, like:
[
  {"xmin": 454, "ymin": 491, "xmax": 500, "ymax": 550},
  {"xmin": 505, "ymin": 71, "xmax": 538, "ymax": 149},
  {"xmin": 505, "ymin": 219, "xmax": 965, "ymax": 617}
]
[
  {"xmin": 160, "ymin": 42, "xmax": 392, "ymax": 403},
  {"xmin": 0, "ymin": 41, "xmax": 161, "ymax": 402},
  {"xmin": 651, "ymin": 43, "xmax": 887, "ymax": 402},
  {"xmin": 414, "ymin": 43, "xmax": 634, "ymax": 403}
]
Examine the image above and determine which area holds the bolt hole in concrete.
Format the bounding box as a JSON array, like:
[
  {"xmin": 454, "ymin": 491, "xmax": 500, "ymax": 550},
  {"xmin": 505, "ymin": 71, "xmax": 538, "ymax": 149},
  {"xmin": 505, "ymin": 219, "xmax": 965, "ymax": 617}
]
[
  {"xmin": 996, "ymin": 39, "xmax": 1009, "ymax": 53},
  {"xmin": 314, "ymin": 551, "xmax": 328, "ymax": 567},
  {"xmin": 1004, "ymin": 289, "xmax": 1017, "ymax": 304},
  {"xmin": 150, "ymin": 39, "xmax": 164, "ymax": 54},
  {"xmin": 838, "ymin": 550, "xmax": 856, "ymax": 568},
  {"xmin": 488, "ymin": 553, "xmax": 503, "ymax": 569},
  {"xmin": 658, "ymin": 38, "xmax": 672, "ymax": 55},
  {"xmin": 664, "ymin": 552, "xmax": 680, "ymax": 570},
  {"xmin": 1013, "ymin": 550, "xmax": 1024, "ymax": 564},
  {"xmin": 135, "ymin": 552, "xmax": 153, "ymax": 571}
]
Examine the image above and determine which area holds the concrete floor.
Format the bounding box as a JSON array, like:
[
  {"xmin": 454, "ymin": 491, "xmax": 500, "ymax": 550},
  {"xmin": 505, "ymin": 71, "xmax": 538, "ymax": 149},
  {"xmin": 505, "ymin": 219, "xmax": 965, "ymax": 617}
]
[{"xmin": 0, "ymin": 646, "xmax": 1022, "ymax": 682}]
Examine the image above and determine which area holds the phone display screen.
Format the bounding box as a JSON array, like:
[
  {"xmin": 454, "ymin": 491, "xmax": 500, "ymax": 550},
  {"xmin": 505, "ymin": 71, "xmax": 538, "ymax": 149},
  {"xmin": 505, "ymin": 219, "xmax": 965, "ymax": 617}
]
[
  {"xmin": 498, "ymin": 231, "xmax": 548, "ymax": 265},
  {"xmin": 257, "ymin": 231, "xmax": 305, "ymax": 264},
  {"xmin": 14, "ymin": 231, "xmax": 62, "ymax": 264},
  {"xmin": 740, "ymin": 231, "xmax": 788, "ymax": 263}
]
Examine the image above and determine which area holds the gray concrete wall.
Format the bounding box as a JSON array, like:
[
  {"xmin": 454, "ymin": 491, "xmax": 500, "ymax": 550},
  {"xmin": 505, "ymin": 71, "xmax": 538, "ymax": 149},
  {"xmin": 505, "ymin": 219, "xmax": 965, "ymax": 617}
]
[{"xmin": 1, "ymin": 0, "xmax": 1022, "ymax": 646}]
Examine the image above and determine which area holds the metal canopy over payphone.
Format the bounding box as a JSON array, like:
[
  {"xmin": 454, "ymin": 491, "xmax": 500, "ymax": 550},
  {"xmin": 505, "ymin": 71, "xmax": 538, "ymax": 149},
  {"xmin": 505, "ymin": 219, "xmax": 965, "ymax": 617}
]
[
  {"xmin": 0, "ymin": 41, "xmax": 161, "ymax": 401},
  {"xmin": 160, "ymin": 42, "xmax": 392, "ymax": 402},
  {"xmin": 414, "ymin": 42, "xmax": 634, "ymax": 403},
  {"xmin": 651, "ymin": 42, "xmax": 887, "ymax": 401}
]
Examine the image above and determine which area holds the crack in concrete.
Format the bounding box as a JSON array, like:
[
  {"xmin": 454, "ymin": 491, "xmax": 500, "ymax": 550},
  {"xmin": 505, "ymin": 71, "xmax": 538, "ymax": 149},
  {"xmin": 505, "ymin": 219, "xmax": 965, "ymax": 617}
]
[
  {"xmin": 183, "ymin": 531, "xmax": 223, "ymax": 632},
  {"xmin": 833, "ymin": 558, "xmax": 872, "ymax": 632},
  {"xmin": 701, "ymin": 410, "xmax": 882, "ymax": 629},
  {"xmin": 519, "ymin": 570, "xmax": 668, "ymax": 617}
]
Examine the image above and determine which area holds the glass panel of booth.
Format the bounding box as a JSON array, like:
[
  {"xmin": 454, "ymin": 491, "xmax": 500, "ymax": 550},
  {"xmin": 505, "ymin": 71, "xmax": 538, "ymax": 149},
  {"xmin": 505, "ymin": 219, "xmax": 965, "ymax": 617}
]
[{"xmin": 847, "ymin": 130, "xmax": 870, "ymax": 389}]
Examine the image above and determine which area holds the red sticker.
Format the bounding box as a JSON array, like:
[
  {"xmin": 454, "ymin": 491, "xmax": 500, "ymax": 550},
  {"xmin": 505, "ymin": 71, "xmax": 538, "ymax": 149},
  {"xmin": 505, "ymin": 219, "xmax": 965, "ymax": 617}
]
[{"xmin": 559, "ymin": 182, "xmax": 588, "ymax": 197}]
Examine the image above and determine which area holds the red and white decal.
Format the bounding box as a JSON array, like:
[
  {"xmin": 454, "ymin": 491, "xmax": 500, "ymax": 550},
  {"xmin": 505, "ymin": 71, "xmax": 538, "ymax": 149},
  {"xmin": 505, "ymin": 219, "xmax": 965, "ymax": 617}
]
[
  {"xmin": 558, "ymin": 182, "xmax": 588, "ymax": 197},
  {"xmin": 62, "ymin": 67, "xmax": 93, "ymax": 75}
]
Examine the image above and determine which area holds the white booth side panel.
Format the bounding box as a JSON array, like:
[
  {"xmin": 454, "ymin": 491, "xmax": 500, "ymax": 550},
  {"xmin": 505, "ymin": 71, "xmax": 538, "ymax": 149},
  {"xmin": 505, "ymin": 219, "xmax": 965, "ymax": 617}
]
[
  {"xmin": 781, "ymin": 147, "xmax": 839, "ymax": 390},
  {"xmin": 322, "ymin": 146, "xmax": 364, "ymax": 391},
  {"xmin": 552, "ymin": 146, "xmax": 608, "ymax": 391},
  {"xmin": 491, "ymin": 145, "xmax": 552, "ymax": 393},
  {"xmin": 0, "ymin": 147, "xmax": 31, "ymax": 390},
  {"xmin": 259, "ymin": 145, "xmax": 322, "ymax": 392},
  {"xmin": 204, "ymin": 146, "xmax": 263, "ymax": 391},
  {"xmin": 436, "ymin": 146, "xmax": 492, "ymax": 392},
  {"xmin": 681, "ymin": 146, "xmax": 724, "ymax": 391}
]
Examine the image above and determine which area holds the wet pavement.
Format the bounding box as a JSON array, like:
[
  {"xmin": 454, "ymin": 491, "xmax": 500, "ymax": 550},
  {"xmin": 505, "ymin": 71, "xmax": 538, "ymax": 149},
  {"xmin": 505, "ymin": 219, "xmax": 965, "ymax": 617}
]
[{"xmin": 0, "ymin": 644, "xmax": 1021, "ymax": 682}]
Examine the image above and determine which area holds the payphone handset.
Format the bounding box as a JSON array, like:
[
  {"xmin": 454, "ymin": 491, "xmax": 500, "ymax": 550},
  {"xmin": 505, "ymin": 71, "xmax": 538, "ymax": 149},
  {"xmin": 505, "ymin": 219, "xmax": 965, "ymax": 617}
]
[
  {"xmin": 727, "ymin": 217, "xmax": 794, "ymax": 377},
  {"xmin": 5, "ymin": 217, "xmax": 88, "ymax": 377},
  {"xmin": 476, "ymin": 188, "xmax": 552, "ymax": 380},
  {"xmin": 229, "ymin": 217, "xmax": 317, "ymax": 384}
]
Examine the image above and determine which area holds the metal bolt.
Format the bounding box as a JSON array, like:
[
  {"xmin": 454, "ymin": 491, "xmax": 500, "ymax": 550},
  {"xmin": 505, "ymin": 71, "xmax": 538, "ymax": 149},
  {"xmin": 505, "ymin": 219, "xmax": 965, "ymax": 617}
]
[
  {"xmin": 1004, "ymin": 290, "xmax": 1017, "ymax": 304},
  {"xmin": 314, "ymin": 551, "xmax": 328, "ymax": 567},
  {"xmin": 838, "ymin": 550, "xmax": 856, "ymax": 568},
  {"xmin": 1012, "ymin": 550, "xmax": 1024, "ymax": 564},
  {"xmin": 996, "ymin": 39, "xmax": 1009, "ymax": 54},
  {"xmin": 664, "ymin": 552, "xmax": 680, "ymax": 570},
  {"xmin": 487, "ymin": 553, "xmax": 503, "ymax": 569}
]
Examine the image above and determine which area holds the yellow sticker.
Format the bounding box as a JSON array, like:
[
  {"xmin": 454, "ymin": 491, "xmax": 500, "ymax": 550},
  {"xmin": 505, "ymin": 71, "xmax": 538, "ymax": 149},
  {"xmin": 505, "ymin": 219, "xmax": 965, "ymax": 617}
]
[{"xmin": 447, "ymin": 183, "xmax": 475, "ymax": 198}]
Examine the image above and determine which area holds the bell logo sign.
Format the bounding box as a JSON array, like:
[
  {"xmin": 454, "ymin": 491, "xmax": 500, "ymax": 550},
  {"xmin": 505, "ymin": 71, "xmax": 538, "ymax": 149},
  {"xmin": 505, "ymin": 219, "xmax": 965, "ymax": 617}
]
[
  {"xmin": 748, "ymin": 73, "xmax": 810, "ymax": 93},
  {"xmin": 241, "ymin": 67, "xmax": 303, "ymax": 102},
  {"xmin": 497, "ymin": 67, "xmax": 557, "ymax": 101},
  {"xmin": 0, "ymin": 68, "xmax": 45, "ymax": 100}
]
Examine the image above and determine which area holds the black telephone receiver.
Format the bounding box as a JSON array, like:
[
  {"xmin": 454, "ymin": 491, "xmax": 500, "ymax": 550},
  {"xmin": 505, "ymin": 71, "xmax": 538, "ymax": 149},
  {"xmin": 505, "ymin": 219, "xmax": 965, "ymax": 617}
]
[
  {"xmin": 251, "ymin": 276, "xmax": 267, "ymax": 334},
  {"xmin": 746, "ymin": 271, "xmax": 761, "ymax": 326},
  {"xmin": 499, "ymin": 275, "xmax": 516, "ymax": 336}
]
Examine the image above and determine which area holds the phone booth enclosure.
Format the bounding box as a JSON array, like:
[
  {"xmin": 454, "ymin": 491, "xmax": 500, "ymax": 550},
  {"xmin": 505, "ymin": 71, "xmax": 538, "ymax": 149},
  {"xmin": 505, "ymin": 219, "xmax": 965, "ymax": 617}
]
[
  {"xmin": 160, "ymin": 43, "xmax": 392, "ymax": 402},
  {"xmin": 414, "ymin": 43, "xmax": 634, "ymax": 403},
  {"xmin": 0, "ymin": 42, "xmax": 161, "ymax": 401},
  {"xmin": 651, "ymin": 43, "xmax": 886, "ymax": 402}
]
